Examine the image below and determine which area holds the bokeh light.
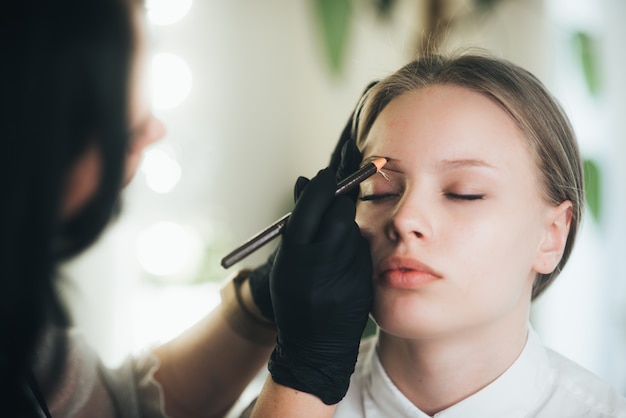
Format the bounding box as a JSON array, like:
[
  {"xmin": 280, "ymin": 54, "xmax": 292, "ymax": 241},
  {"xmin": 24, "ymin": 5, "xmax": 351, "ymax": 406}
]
[
  {"xmin": 151, "ymin": 53, "xmax": 192, "ymax": 109},
  {"xmin": 146, "ymin": 0, "xmax": 193, "ymax": 26},
  {"xmin": 140, "ymin": 144, "xmax": 182, "ymax": 193},
  {"xmin": 136, "ymin": 221, "xmax": 203, "ymax": 277}
]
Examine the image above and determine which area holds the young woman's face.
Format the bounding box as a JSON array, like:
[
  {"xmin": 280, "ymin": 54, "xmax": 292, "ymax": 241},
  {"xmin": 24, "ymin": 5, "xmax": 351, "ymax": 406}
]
[{"xmin": 356, "ymin": 84, "xmax": 556, "ymax": 340}]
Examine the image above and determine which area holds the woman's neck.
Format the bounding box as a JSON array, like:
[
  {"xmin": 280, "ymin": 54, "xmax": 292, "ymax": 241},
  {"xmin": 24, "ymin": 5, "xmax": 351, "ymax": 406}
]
[{"xmin": 377, "ymin": 316, "xmax": 529, "ymax": 416}]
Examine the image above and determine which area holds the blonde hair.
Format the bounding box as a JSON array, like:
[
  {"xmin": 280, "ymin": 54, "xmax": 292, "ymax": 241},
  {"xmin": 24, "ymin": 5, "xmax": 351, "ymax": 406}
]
[{"xmin": 355, "ymin": 52, "xmax": 584, "ymax": 300}]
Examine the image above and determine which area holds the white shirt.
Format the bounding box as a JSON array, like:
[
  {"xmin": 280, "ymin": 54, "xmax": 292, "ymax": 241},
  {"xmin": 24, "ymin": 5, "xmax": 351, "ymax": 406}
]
[{"xmin": 334, "ymin": 328, "xmax": 626, "ymax": 418}]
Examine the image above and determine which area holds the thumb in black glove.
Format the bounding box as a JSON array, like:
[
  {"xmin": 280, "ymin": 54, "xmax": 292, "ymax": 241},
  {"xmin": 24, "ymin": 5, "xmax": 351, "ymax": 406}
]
[
  {"xmin": 268, "ymin": 167, "xmax": 373, "ymax": 405},
  {"xmin": 328, "ymin": 80, "xmax": 378, "ymax": 200},
  {"xmin": 247, "ymin": 250, "xmax": 276, "ymax": 322}
]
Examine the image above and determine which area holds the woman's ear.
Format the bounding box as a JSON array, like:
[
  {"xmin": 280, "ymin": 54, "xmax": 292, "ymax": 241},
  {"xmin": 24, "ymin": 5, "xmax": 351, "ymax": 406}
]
[{"xmin": 533, "ymin": 200, "xmax": 573, "ymax": 274}]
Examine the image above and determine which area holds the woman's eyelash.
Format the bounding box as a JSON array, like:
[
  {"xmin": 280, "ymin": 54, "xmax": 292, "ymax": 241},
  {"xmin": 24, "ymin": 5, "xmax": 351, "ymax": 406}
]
[
  {"xmin": 361, "ymin": 193, "xmax": 485, "ymax": 201},
  {"xmin": 446, "ymin": 193, "xmax": 485, "ymax": 201},
  {"xmin": 359, "ymin": 193, "xmax": 399, "ymax": 202}
]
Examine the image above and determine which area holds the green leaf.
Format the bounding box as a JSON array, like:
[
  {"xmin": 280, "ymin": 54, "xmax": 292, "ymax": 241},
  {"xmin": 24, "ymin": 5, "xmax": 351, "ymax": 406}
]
[
  {"xmin": 313, "ymin": 0, "xmax": 352, "ymax": 75},
  {"xmin": 474, "ymin": 0, "xmax": 501, "ymax": 10},
  {"xmin": 572, "ymin": 31, "xmax": 601, "ymax": 96},
  {"xmin": 583, "ymin": 158, "xmax": 602, "ymax": 222},
  {"xmin": 373, "ymin": 0, "xmax": 396, "ymax": 19}
]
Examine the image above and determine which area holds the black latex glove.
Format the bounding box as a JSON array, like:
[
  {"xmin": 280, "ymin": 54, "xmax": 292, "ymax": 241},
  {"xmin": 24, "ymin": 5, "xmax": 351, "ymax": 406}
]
[
  {"xmin": 247, "ymin": 251, "xmax": 276, "ymax": 322},
  {"xmin": 246, "ymin": 138, "xmax": 361, "ymax": 323},
  {"xmin": 268, "ymin": 167, "xmax": 373, "ymax": 405},
  {"xmin": 248, "ymin": 80, "xmax": 378, "ymax": 324}
]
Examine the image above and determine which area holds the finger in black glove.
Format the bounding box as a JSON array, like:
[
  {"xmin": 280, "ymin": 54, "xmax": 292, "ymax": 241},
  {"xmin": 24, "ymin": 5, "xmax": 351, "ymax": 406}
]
[{"xmin": 334, "ymin": 140, "xmax": 364, "ymax": 202}]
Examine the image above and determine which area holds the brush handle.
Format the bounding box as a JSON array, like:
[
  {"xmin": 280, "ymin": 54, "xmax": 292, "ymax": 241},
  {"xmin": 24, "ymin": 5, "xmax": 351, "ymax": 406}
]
[
  {"xmin": 220, "ymin": 160, "xmax": 382, "ymax": 269},
  {"xmin": 220, "ymin": 212, "xmax": 290, "ymax": 268}
]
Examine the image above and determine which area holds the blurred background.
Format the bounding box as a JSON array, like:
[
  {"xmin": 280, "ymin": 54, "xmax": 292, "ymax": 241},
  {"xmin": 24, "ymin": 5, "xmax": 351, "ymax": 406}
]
[{"xmin": 59, "ymin": 0, "xmax": 626, "ymax": 408}]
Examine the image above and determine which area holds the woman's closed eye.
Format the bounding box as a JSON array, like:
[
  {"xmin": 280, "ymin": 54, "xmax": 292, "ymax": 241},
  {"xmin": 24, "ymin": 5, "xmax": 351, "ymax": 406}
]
[
  {"xmin": 359, "ymin": 192, "xmax": 401, "ymax": 202},
  {"xmin": 445, "ymin": 193, "xmax": 485, "ymax": 201}
]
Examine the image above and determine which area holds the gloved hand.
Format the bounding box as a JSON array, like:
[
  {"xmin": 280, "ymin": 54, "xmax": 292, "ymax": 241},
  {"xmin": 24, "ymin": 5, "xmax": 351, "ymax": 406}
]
[
  {"xmin": 268, "ymin": 167, "xmax": 373, "ymax": 405},
  {"xmin": 247, "ymin": 80, "xmax": 378, "ymax": 325}
]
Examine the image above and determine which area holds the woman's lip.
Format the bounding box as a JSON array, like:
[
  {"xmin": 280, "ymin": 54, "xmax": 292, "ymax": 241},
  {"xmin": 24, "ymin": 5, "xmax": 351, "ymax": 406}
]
[{"xmin": 376, "ymin": 256, "xmax": 442, "ymax": 289}]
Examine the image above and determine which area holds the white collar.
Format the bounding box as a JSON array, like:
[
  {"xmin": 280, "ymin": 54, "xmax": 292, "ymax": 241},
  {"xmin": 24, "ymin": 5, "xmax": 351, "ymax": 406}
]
[{"xmin": 362, "ymin": 327, "xmax": 553, "ymax": 418}]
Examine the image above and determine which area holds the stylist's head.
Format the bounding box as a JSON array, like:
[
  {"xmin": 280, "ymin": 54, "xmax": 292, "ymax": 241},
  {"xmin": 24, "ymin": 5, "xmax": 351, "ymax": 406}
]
[
  {"xmin": 4, "ymin": 0, "xmax": 164, "ymax": 260},
  {"xmin": 63, "ymin": 0, "xmax": 166, "ymax": 223},
  {"xmin": 1, "ymin": 0, "xmax": 163, "ymax": 411}
]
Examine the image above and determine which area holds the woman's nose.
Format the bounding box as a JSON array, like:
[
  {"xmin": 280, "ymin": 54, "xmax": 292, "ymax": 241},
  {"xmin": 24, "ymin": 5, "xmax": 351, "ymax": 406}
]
[
  {"xmin": 142, "ymin": 115, "xmax": 166, "ymax": 147},
  {"xmin": 130, "ymin": 113, "xmax": 166, "ymax": 151},
  {"xmin": 386, "ymin": 189, "xmax": 431, "ymax": 243}
]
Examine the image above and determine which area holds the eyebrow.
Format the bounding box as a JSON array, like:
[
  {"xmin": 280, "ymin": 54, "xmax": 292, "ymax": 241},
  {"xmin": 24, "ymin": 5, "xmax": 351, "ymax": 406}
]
[
  {"xmin": 438, "ymin": 158, "xmax": 498, "ymax": 171},
  {"xmin": 362, "ymin": 156, "xmax": 498, "ymax": 174}
]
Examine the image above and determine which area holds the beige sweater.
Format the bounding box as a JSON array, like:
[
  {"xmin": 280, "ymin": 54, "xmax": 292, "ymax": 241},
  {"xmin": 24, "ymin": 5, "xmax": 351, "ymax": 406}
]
[{"xmin": 32, "ymin": 326, "xmax": 168, "ymax": 417}]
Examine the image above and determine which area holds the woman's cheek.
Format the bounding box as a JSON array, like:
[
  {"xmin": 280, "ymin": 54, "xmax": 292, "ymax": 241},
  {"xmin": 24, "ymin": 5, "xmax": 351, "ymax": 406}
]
[{"xmin": 356, "ymin": 205, "xmax": 378, "ymax": 242}]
